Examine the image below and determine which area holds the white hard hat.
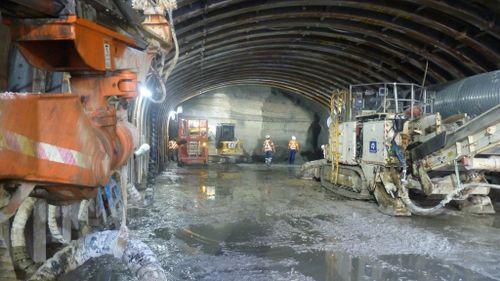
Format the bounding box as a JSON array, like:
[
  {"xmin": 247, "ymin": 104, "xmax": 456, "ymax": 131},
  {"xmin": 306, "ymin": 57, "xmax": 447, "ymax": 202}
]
[
  {"xmin": 265, "ymin": 135, "xmax": 270, "ymax": 139},
  {"xmin": 292, "ymin": 136, "xmax": 296, "ymax": 140}
]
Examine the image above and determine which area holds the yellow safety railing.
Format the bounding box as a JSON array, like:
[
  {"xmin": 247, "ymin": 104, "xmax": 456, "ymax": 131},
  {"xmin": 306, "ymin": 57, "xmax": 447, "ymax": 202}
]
[{"xmin": 329, "ymin": 89, "xmax": 347, "ymax": 184}]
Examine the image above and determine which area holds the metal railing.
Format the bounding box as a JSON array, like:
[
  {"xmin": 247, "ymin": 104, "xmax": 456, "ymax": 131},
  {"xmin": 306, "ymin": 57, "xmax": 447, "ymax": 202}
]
[{"xmin": 348, "ymin": 82, "xmax": 427, "ymax": 120}]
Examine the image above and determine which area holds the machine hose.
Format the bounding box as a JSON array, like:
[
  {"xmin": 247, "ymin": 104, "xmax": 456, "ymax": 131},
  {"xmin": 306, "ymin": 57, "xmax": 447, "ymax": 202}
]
[
  {"xmin": 146, "ymin": 5, "xmax": 179, "ymax": 104},
  {"xmin": 128, "ymin": 183, "xmax": 143, "ymax": 203},
  {"xmin": 161, "ymin": 8, "xmax": 179, "ymax": 84},
  {"xmin": 11, "ymin": 197, "xmax": 40, "ymax": 276},
  {"xmin": 48, "ymin": 205, "xmax": 67, "ymax": 244},
  {"xmin": 77, "ymin": 200, "xmax": 92, "ymax": 236},
  {"xmin": 0, "ymin": 234, "xmax": 17, "ymax": 280},
  {"xmin": 401, "ymin": 183, "xmax": 500, "ymax": 216},
  {"xmin": 28, "ymin": 230, "xmax": 167, "ymax": 281},
  {"xmin": 144, "ymin": 105, "xmax": 158, "ymax": 206}
]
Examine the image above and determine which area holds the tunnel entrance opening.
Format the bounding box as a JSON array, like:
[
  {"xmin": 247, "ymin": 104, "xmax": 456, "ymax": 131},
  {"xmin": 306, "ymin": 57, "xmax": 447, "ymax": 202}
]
[{"xmin": 169, "ymin": 85, "xmax": 329, "ymax": 165}]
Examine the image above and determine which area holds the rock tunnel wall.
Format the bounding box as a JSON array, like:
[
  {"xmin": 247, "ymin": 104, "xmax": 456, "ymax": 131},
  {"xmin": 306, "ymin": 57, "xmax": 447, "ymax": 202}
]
[{"xmin": 176, "ymin": 85, "xmax": 329, "ymax": 163}]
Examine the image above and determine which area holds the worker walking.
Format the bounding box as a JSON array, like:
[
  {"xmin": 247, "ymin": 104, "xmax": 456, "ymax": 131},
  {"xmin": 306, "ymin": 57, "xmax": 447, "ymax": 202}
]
[
  {"xmin": 168, "ymin": 138, "xmax": 178, "ymax": 162},
  {"xmin": 262, "ymin": 135, "xmax": 275, "ymax": 167},
  {"xmin": 288, "ymin": 136, "xmax": 300, "ymax": 165}
]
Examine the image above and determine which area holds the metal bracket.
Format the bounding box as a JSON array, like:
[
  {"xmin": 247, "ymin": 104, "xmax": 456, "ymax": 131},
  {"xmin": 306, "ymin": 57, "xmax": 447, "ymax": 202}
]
[{"xmin": 96, "ymin": 179, "xmax": 123, "ymax": 227}]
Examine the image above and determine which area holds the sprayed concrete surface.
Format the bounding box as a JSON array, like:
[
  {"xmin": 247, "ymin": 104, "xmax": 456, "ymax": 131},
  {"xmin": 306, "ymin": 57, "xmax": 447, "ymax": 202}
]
[{"xmin": 67, "ymin": 164, "xmax": 500, "ymax": 281}]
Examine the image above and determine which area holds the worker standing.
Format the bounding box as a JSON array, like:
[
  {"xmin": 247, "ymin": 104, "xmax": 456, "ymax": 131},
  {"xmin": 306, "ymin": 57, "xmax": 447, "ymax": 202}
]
[
  {"xmin": 288, "ymin": 136, "xmax": 300, "ymax": 165},
  {"xmin": 262, "ymin": 135, "xmax": 275, "ymax": 167},
  {"xmin": 168, "ymin": 138, "xmax": 178, "ymax": 162}
]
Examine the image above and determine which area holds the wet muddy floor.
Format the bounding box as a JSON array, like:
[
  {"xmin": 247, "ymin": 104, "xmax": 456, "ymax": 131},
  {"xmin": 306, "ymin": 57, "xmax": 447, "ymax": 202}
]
[{"xmin": 67, "ymin": 164, "xmax": 500, "ymax": 281}]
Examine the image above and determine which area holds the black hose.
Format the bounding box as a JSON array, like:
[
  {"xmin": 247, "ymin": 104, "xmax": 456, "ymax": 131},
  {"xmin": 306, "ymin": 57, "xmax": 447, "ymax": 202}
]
[{"xmin": 144, "ymin": 105, "xmax": 158, "ymax": 206}]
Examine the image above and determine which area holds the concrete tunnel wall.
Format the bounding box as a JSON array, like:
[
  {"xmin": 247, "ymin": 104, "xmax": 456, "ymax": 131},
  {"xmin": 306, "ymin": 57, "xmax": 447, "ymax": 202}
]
[{"xmin": 170, "ymin": 85, "xmax": 329, "ymax": 163}]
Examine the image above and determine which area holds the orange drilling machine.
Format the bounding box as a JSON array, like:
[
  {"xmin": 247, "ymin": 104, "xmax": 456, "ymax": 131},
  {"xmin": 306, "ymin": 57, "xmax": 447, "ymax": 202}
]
[{"xmin": 0, "ymin": 14, "xmax": 154, "ymax": 221}]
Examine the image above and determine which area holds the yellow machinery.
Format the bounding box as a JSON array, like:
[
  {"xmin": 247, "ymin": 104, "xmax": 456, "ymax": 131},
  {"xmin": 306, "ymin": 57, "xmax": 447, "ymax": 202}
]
[
  {"xmin": 215, "ymin": 123, "xmax": 245, "ymax": 162},
  {"xmin": 218, "ymin": 140, "xmax": 243, "ymax": 156}
]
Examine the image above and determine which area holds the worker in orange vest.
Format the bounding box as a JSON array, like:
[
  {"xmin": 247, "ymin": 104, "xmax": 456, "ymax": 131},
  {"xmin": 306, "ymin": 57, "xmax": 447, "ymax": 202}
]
[
  {"xmin": 288, "ymin": 136, "xmax": 300, "ymax": 165},
  {"xmin": 262, "ymin": 135, "xmax": 275, "ymax": 167},
  {"xmin": 168, "ymin": 138, "xmax": 178, "ymax": 161}
]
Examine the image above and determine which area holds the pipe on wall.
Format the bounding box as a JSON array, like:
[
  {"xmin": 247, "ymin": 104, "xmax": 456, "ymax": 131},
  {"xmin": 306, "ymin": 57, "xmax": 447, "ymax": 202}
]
[{"xmin": 144, "ymin": 104, "xmax": 158, "ymax": 206}]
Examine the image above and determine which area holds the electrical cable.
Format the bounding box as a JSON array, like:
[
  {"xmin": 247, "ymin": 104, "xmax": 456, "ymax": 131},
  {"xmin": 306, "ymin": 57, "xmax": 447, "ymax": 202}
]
[{"xmin": 147, "ymin": 7, "xmax": 179, "ymax": 104}]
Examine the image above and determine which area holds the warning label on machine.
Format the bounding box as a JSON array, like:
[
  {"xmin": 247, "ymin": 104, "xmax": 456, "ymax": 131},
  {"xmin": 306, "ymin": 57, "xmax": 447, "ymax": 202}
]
[{"xmin": 104, "ymin": 42, "xmax": 111, "ymax": 69}]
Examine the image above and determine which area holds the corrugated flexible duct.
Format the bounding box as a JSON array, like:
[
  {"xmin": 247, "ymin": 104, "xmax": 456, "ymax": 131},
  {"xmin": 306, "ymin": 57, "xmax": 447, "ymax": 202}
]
[{"xmin": 431, "ymin": 70, "xmax": 500, "ymax": 118}]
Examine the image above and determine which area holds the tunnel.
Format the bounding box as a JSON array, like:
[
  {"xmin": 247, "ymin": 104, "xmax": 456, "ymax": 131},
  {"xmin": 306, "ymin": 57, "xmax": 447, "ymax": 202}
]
[
  {"xmin": 141, "ymin": 0, "xmax": 500, "ymax": 173},
  {"xmin": 1, "ymin": 0, "xmax": 500, "ymax": 280}
]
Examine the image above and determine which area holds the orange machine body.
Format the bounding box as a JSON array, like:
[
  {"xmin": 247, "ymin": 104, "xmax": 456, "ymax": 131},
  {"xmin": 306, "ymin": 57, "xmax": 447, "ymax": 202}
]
[
  {"xmin": 0, "ymin": 16, "xmax": 142, "ymax": 203},
  {"xmin": 177, "ymin": 119, "xmax": 209, "ymax": 165},
  {"xmin": 7, "ymin": 15, "xmax": 140, "ymax": 72}
]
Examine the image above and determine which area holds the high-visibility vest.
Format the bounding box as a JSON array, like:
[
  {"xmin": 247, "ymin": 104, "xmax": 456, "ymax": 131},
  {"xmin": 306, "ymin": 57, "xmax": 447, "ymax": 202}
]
[
  {"xmin": 263, "ymin": 139, "xmax": 274, "ymax": 151},
  {"xmin": 168, "ymin": 140, "xmax": 178, "ymax": 150},
  {"xmin": 288, "ymin": 140, "xmax": 299, "ymax": 150}
]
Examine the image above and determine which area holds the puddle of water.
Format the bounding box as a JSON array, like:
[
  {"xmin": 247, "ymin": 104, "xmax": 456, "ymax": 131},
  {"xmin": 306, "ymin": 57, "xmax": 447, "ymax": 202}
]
[
  {"xmin": 176, "ymin": 220, "xmax": 268, "ymax": 244},
  {"xmin": 173, "ymin": 220, "xmax": 496, "ymax": 281}
]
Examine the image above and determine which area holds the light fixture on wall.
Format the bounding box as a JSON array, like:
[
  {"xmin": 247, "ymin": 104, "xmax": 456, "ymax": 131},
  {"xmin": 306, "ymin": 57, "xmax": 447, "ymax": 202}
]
[
  {"xmin": 176, "ymin": 106, "xmax": 183, "ymax": 114},
  {"xmin": 168, "ymin": 110, "xmax": 176, "ymax": 121},
  {"xmin": 139, "ymin": 85, "xmax": 152, "ymax": 98}
]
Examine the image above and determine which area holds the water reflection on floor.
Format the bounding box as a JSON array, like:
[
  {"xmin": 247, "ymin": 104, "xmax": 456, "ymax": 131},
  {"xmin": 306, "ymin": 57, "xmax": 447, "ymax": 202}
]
[{"xmin": 64, "ymin": 164, "xmax": 500, "ymax": 281}]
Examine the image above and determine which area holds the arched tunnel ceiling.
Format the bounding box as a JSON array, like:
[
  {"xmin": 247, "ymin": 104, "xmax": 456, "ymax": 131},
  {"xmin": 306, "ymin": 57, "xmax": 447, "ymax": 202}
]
[{"xmin": 160, "ymin": 0, "xmax": 500, "ymax": 107}]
